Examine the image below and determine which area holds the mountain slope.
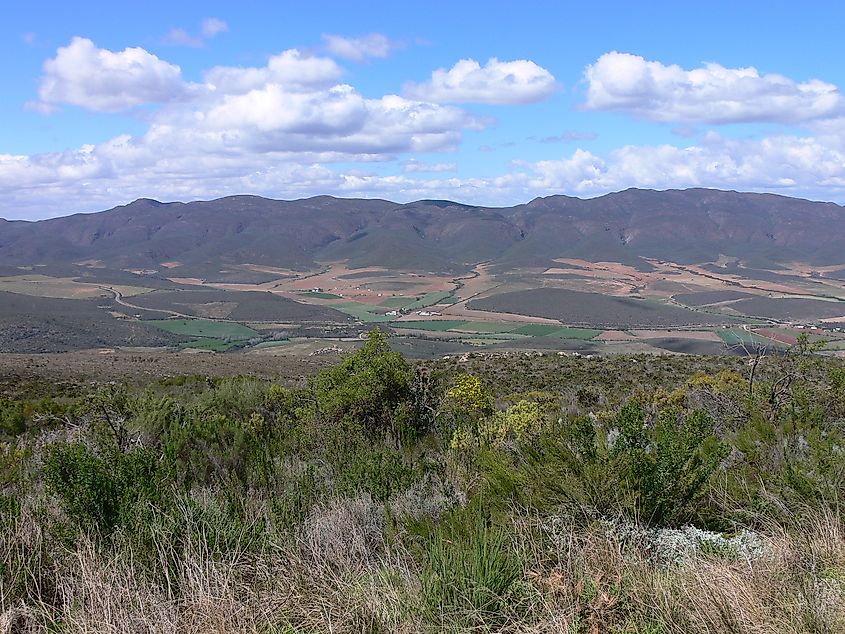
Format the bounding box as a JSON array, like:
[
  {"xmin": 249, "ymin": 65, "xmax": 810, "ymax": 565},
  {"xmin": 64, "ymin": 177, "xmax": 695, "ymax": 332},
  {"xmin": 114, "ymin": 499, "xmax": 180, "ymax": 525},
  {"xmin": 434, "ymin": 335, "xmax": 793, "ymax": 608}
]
[{"xmin": 2, "ymin": 188, "xmax": 843, "ymax": 275}]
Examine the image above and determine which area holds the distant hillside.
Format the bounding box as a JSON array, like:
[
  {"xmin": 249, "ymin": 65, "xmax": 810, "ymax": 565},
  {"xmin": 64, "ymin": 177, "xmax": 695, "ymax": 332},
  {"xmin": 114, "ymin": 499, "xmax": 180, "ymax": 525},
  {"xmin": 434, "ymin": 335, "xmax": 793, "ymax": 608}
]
[
  {"xmin": 129, "ymin": 289, "xmax": 352, "ymax": 322},
  {"xmin": 1, "ymin": 188, "xmax": 844, "ymax": 276},
  {"xmin": 0, "ymin": 291, "xmax": 183, "ymax": 352}
]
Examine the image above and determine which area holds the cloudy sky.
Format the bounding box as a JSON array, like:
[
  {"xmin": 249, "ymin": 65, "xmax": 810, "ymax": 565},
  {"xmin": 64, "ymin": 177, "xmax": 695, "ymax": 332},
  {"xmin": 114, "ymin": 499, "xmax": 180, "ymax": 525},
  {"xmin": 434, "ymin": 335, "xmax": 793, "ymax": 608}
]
[{"xmin": 3, "ymin": 0, "xmax": 845, "ymax": 219}]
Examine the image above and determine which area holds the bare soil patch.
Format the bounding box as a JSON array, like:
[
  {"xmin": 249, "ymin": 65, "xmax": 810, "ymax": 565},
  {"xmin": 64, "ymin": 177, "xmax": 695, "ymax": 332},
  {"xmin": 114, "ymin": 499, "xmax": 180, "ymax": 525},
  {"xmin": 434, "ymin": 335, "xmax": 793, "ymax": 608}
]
[
  {"xmin": 754, "ymin": 329, "xmax": 799, "ymax": 345},
  {"xmin": 596, "ymin": 330, "xmax": 637, "ymax": 341}
]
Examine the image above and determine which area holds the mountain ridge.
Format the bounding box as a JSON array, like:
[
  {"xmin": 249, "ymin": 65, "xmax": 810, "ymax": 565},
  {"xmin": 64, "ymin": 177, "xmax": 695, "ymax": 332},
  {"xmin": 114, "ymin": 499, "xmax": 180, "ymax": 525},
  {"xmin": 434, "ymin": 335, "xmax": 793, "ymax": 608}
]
[{"xmin": 2, "ymin": 188, "xmax": 843, "ymax": 277}]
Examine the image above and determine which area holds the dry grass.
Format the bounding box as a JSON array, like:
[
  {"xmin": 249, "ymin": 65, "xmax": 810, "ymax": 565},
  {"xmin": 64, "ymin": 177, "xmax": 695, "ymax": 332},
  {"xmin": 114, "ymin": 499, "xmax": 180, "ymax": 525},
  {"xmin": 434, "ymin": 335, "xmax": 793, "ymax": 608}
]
[
  {"xmin": 522, "ymin": 509, "xmax": 845, "ymax": 634},
  {"xmin": 300, "ymin": 494, "xmax": 385, "ymax": 573},
  {"xmin": 1, "ymin": 495, "xmax": 416, "ymax": 633},
  {"xmin": 3, "ymin": 495, "xmax": 845, "ymax": 633}
]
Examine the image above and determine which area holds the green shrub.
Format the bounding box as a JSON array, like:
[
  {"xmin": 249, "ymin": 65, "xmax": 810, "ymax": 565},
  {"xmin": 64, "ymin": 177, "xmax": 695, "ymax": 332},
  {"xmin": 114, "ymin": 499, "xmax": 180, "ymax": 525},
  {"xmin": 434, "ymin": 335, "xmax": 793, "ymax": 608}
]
[
  {"xmin": 311, "ymin": 329, "xmax": 420, "ymax": 440},
  {"xmin": 43, "ymin": 441, "xmax": 172, "ymax": 535},
  {"xmin": 451, "ymin": 399, "xmax": 547, "ymax": 451},
  {"xmin": 727, "ymin": 406, "xmax": 845, "ymax": 521},
  {"xmin": 0, "ymin": 398, "xmax": 26, "ymax": 436},
  {"xmin": 191, "ymin": 376, "xmax": 269, "ymax": 421},
  {"xmin": 9, "ymin": 344, "xmax": 845, "ymax": 630},
  {"xmin": 269, "ymin": 461, "xmax": 324, "ymax": 531},
  {"xmin": 484, "ymin": 402, "xmax": 727, "ymax": 528},
  {"xmin": 161, "ymin": 411, "xmax": 262, "ymax": 489},
  {"xmin": 333, "ymin": 446, "xmax": 417, "ymax": 503},
  {"xmin": 131, "ymin": 393, "xmax": 185, "ymax": 441},
  {"xmin": 619, "ymin": 406, "xmax": 728, "ymax": 526},
  {"xmin": 445, "ymin": 374, "xmax": 494, "ymax": 418},
  {"xmin": 1, "ymin": 396, "xmax": 75, "ymax": 438}
]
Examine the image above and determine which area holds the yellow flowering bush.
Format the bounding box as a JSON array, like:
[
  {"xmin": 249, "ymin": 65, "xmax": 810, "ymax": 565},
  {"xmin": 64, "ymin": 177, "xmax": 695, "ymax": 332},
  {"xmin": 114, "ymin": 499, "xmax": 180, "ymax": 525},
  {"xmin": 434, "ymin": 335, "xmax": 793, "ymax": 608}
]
[
  {"xmin": 688, "ymin": 370, "xmax": 747, "ymax": 394},
  {"xmin": 446, "ymin": 373, "xmax": 494, "ymax": 418},
  {"xmin": 450, "ymin": 399, "xmax": 545, "ymax": 450}
]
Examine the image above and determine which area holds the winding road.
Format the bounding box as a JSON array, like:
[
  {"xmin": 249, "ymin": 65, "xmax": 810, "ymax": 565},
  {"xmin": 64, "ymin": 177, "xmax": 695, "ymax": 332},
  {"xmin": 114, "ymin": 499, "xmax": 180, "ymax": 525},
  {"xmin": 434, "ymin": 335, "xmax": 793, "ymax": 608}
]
[{"xmin": 97, "ymin": 286, "xmax": 194, "ymax": 319}]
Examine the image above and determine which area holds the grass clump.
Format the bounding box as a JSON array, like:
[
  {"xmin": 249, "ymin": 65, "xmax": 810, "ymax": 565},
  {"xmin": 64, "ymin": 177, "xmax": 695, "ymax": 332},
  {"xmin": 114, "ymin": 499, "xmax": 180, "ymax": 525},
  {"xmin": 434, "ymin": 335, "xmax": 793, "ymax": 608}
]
[{"xmin": 419, "ymin": 507, "xmax": 526, "ymax": 630}]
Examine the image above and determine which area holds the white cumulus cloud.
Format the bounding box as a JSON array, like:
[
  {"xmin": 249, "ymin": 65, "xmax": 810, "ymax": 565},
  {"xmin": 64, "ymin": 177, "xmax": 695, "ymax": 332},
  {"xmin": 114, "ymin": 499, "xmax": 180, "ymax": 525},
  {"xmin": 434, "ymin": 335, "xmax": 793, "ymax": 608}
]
[
  {"xmin": 583, "ymin": 51, "xmax": 845, "ymax": 124},
  {"xmin": 322, "ymin": 33, "xmax": 397, "ymax": 62},
  {"xmin": 10, "ymin": 43, "xmax": 845, "ymax": 219},
  {"xmin": 520, "ymin": 135, "xmax": 845, "ymax": 195},
  {"xmin": 35, "ymin": 37, "xmax": 193, "ymax": 112},
  {"xmin": 4, "ymin": 40, "xmax": 487, "ymax": 217},
  {"xmin": 7, "ymin": 130, "xmax": 845, "ymax": 220},
  {"xmin": 204, "ymin": 49, "xmax": 343, "ymax": 94},
  {"xmin": 405, "ymin": 58, "xmax": 558, "ymax": 104}
]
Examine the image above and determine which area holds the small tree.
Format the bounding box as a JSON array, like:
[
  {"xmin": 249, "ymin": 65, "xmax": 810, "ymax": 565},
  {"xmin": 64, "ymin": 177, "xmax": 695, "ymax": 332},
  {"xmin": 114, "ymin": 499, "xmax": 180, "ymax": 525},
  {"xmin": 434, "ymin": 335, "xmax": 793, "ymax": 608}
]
[{"xmin": 311, "ymin": 329, "xmax": 416, "ymax": 442}]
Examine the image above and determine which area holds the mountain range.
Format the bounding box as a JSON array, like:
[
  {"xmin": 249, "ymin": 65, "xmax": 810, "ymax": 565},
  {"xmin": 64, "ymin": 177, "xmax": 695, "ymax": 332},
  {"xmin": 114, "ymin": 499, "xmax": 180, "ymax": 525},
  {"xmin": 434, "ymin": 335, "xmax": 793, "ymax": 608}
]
[{"xmin": 2, "ymin": 188, "xmax": 843, "ymax": 277}]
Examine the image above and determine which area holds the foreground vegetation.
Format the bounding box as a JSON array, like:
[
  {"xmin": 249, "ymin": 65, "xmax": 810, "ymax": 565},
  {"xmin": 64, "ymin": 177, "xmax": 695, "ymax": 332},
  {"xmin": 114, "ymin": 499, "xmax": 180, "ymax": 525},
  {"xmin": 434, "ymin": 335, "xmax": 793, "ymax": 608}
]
[{"xmin": 2, "ymin": 331, "xmax": 845, "ymax": 632}]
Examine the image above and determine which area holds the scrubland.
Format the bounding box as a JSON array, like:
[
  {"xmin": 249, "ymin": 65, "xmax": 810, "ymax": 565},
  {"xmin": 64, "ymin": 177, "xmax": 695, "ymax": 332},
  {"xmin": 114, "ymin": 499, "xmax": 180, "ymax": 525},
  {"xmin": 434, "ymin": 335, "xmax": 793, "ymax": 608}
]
[{"xmin": 2, "ymin": 331, "xmax": 845, "ymax": 633}]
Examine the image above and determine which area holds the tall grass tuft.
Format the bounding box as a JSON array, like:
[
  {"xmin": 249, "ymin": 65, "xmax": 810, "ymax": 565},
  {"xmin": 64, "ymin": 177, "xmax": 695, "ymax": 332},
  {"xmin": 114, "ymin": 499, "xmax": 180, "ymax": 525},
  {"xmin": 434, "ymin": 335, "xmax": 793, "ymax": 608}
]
[{"xmin": 420, "ymin": 508, "xmax": 525, "ymax": 630}]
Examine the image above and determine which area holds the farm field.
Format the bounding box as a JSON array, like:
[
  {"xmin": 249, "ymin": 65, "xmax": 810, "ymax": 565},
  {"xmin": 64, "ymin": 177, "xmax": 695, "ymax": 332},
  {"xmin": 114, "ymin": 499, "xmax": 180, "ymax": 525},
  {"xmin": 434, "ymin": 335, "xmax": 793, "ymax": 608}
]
[
  {"xmin": 130, "ymin": 289, "xmax": 350, "ymax": 322},
  {"xmin": 642, "ymin": 337, "xmax": 731, "ymax": 355},
  {"xmin": 0, "ymin": 274, "xmax": 151, "ymax": 299},
  {"xmin": 451, "ymin": 321, "xmax": 519, "ymax": 333},
  {"xmin": 298, "ymin": 291, "xmax": 343, "ymax": 299},
  {"xmin": 5, "ymin": 254, "xmax": 845, "ymax": 356},
  {"xmin": 509, "ymin": 323, "xmax": 562, "ymax": 336},
  {"xmin": 181, "ymin": 338, "xmax": 242, "ymax": 352},
  {"xmin": 378, "ymin": 297, "xmax": 412, "ymax": 308},
  {"xmin": 716, "ymin": 328, "xmax": 783, "ymax": 348},
  {"xmin": 548, "ymin": 327, "xmax": 603, "ymax": 339},
  {"xmin": 145, "ymin": 319, "xmax": 259, "ymax": 340},
  {"xmin": 0, "ymin": 290, "xmax": 182, "ymax": 352},
  {"xmin": 728, "ymin": 296, "xmax": 845, "ymax": 321},
  {"xmin": 329, "ymin": 302, "xmax": 394, "ymax": 322},
  {"xmin": 468, "ymin": 288, "xmax": 738, "ymax": 328},
  {"xmin": 399, "ymin": 290, "xmax": 455, "ymax": 310},
  {"xmin": 673, "ymin": 290, "xmax": 756, "ymax": 306},
  {"xmin": 390, "ymin": 320, "xmax": 469, "ymax": 331}
]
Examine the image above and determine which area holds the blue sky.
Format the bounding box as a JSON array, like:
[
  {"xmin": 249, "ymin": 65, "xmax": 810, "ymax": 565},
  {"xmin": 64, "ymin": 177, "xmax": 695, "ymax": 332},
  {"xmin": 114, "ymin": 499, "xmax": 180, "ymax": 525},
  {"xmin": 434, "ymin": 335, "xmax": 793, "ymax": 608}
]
[{"xmin": 2, "ymin": 1, "xmax": 845, "ymax": 219}]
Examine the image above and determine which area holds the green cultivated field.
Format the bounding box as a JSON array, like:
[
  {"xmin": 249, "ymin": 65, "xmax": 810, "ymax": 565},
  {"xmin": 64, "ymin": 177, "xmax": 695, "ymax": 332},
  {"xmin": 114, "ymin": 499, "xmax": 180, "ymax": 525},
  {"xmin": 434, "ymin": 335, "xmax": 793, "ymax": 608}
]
[
  {"xmin": 379, "ymin": 297, "xmax": 413, "ymax": 308},
  {"xmin": 181, "ymin": 338, "xmax": 241, "ymax": 352},
  {"xmin": 510, "ymin": 323, "xmax": 562, "ymax": 336},
  {"xmin": 461, "ymin": 332, "xmax": 528, "ymax": 341},
  {"xmin": 452, "ymin": 321, "xmax": 520, "ymax": 333},
  {"xmin": 330, "ymin": 302, "xmax": 394, "ymax": 322},
  {"xmin": 251, "ymin": 340, "xmax": 291, "ymax": 349},
  {"xmin": 716, "ymin": 328, "xmax": 782, "ymax": 348},
  {"xmin": 146, "ymin": 319, "xmax": 259, "ymax": 340},
  {"xmin": 401, "ymin": 291, "xmax": 454, "ymax": 310},
  {"xmin": 485, "ymin": 323, "xmax": 603, "ymax": 339}
]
